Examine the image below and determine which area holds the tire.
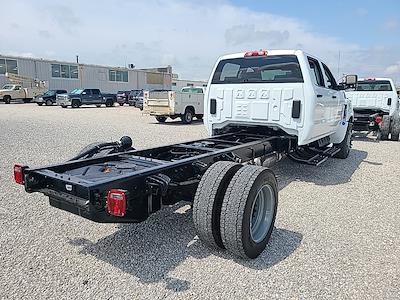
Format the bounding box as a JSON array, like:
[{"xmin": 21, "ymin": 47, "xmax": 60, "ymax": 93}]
[
  {"xmin": 96, "ymin": 104, "xmax": 102, "ymax": 108},
  {"xmin": 45, "ymin": 99, "xmax": 53, "ymax": 106},
  {"xmin": 119, "ymin": 102, "xmax": 124, "ymax": 106},
  {"xmin": 390, "ymin": 114, "xmax": 400, "ymax": 141},
  {"xmin": 193, "ymin": 161, "xmax": 242, "ymax": 249},
  {"xmin": 181, "ymin": 108, "xmax": 194, "ymax": 124},
  {"xmin": 37, "ymin": 103, "xmax": 43, "ymax": 106},
  {"xmin": 156, "ymin": 116, "xmax": 167, "ymax": 123},
  {"xmin": 71, "ymin": 100, "xmax": 80, "ymax": 108},
  {"xmin": 334, "ymin": 122, "xmax": 353, "ymax": 159},
  {"xmin": 61, "ymin": 105, "xmax": 67, "ymax": 108},
  {"xmin": 4, "ymin": 96, "xmax": 11, "ymax": 104},
  {"xmin": 105, "ymin": 100, "xmax": 113, "ymax": 107},
  {"xmin": 220, "ymin": 165, "xmax": 278, "ymax": 259},
  {"xmin": 379, "ymin": 115, "xmax": 390, "ymax": 140},
  {"xmin": 196, "ymin": 115, "xmax": 203, "ymax": 120}
]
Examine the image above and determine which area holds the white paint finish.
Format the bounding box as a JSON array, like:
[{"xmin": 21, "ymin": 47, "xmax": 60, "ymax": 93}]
[{"xmin": 251, "ymin": 101, "xmax": 269, "ymax": 120}]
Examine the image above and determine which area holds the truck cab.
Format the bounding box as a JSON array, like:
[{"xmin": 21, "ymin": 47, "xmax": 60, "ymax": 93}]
[
  {"xmin": 205, "ymin": 50, "xmax": 353, "ymax": 147},
  {"xmin": 345, "ymin": 78, "xmax": 400, "ymax": 139},
  {"xmin": 57, "ymin": 88, "xmax": 116, "ymax": 108}
]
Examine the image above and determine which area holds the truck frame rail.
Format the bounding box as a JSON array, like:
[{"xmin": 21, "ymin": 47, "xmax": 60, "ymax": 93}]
[{"xmin": 22, "ymin": 131, "xmax": 294, "ymax": 223}]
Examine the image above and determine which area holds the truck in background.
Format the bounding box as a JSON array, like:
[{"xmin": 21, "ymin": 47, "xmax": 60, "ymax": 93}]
[
  {"xmin": 0, "ymin": 73, "xmax": 47, "ymax": 104},
  {"xmin": 56, "ymin": 88, "xmax": 117, "ymax": 108},
  {"xmin": 345, "ymin": 77, "xmax": 400, "ymax": 141},
  {"xmin": 144, "ymin": 87, "xmax": 204, "ymax": 124}
]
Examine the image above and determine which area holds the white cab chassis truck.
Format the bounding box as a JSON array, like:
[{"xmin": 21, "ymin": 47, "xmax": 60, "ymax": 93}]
[
  {"xmin": 144, "ymin": 87, "xmax": 204, "ymax": 124},
  {"xmin": 345, "ymin": 77, "xmax": 400, "ymax": 141},
  {"xmin": 14, "ymin": 50, "xmax": 354, "ymax": 260}
]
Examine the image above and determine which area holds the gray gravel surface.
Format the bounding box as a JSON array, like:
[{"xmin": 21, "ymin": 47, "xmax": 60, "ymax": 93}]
[{"xmin": 0, "ymin": 103, "xmax": 399, "ymax": 299}]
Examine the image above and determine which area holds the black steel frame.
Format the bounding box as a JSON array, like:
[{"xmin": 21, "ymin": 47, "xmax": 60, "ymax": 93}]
[{"xmin": 24, "ymin": 132, "xmax": 294, "ymax": 223}]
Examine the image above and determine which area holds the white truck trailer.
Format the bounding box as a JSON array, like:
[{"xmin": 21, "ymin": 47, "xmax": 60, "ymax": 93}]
[
  {"xmin": 345, "ymin": 77, "xmax": 400, "ymax": 141},
  {"xmin": 144, "ymin": 87, "xmax": 204, "ymax": 124}
]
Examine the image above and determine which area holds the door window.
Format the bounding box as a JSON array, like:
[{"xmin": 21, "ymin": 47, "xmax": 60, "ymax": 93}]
[
  {"xmin": 322, "ymin": 63, "xmax": 338, "ymax": 89},
  {"xmin": 307, "ymin": 57, "xmax": 324, "ymax": 87},
  {"xmin": 91, "ymin": 89, "xmax": 100, "ymax": 95}
]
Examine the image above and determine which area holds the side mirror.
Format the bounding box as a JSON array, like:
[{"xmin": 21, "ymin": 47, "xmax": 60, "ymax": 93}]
[{"xmin": 345, "ymin": 75, "xmax": 358, "ymax": 86}]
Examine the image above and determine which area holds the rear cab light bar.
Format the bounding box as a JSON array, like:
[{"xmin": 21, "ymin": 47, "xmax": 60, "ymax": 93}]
[{"xmin": 244, "ymin": 50, "xmax": 268, "ymax": 57}]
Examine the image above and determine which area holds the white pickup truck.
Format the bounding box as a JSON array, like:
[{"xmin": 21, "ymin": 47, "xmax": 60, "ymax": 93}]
[
  {"xmin": 345, "ymin": 77, "xmax": 400, "ymax": 141},
  {"xmin": 144, "ymin": 87, "xmax": 204, "ymax": 124},
  {"xmin": 205, "ymin": 49, "xmax": 353, "ymax": 150}
]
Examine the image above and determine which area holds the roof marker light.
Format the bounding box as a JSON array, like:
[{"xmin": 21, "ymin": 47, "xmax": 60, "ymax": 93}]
[{"xmin": 244, "ymin": 50, "xmax": 268, "ymax": 57}]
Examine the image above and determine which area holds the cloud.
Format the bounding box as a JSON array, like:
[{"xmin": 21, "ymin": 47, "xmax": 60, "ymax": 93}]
[
  {"xmin": 0, "ymin": 0, "xmax": 399, "ymax": 84},
  {"xmin": 385, "ymin": 62, "xmax": 400, "ymax": 75},
  {"xmin": 225, "ymin": 25, "xmax": 289, "ymax": 46},
  {"xmin": 383, "ymin": 18, "xmax": 399, "ymax": 31}
]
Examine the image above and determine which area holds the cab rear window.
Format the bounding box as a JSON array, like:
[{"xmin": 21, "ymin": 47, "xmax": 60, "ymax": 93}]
[
  {"xmin": 356, "ymin": 80, "xmax": 393, "ymax": 91},
  {"xmin": 211, "ymin": 55, "xmax": 303, "ymax": 84}
]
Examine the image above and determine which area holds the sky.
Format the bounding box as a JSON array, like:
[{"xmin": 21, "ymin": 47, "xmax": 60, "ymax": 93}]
[{"xmin": 1, "ymin": 0, "xmax": 400, "ymax": 83}]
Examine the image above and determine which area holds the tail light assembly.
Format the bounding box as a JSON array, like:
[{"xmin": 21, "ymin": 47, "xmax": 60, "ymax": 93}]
[
  {"xmin": 14, "ymin": 164, "xmax": 26, "ymax": 185},
  {"xmin": 244, "ymin": 50, "xmax": 268, "ymax": 57},
  {"xmin": 375, "ymin": 116, "xmax": 383, "ymax": 124},
  {"xmin": 107, "ymin": 189, "xmax": 127, "ymax": 217}
]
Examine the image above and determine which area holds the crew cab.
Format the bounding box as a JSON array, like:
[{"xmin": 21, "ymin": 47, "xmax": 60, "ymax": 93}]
[
  {"xmin": 345, "ymin": 77, "xmax": 400, "ymax": 140},
  {"xmin": 35, "ymin": 90, "xmax": 68, "ymax": 106},
  {"xmin": 57, "ymin": 89, "xmax": 116, "ymax": 108},
  {"xmin": 144, "ymin": 87, "xmax": 204, "ymax": 123},
  {"xmin": 205, "ymin": 50, "xmax": 353, "ymax": 150},
  {"xmin": 13, "ymin": 50, "xmax": 354, "ymax": 260}
]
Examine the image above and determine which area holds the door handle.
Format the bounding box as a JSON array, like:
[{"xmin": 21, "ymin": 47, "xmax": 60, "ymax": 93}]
[
  {"xmin": 332, "ymin": 95, "xmax": 337, "ymax": 99},
  {"xmin": 317, "ymin": 94, "xmax": 323, "ymax": 98}
]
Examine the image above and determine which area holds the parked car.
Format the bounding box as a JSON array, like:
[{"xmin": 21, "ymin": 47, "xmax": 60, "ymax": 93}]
[
  {"xmin": 144, "ymin": 87, "xmax": 204, "ymax": 123},
  {"xmin": 345, "ymin": 77, "xmax": 400, "ymax": 140},
  {"xmin": 35, "ymin": 90, "xmax": 68, "ymax": 106},
  {"xmin": 116, "ymin": 90, "xmax": 131, "ymax": 106},
  {"xmin": 128, "ymin": 89, "xmax": 144, "ymax": 110},
  {"xmin": 56, "ymin": 89, "xmax": 116, "ymax": 108}
]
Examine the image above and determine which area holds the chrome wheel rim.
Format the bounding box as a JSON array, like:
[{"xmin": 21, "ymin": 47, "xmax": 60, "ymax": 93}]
[{"xmin": 250, "ymin": 184, "xmax": 275, "ymax": 243}]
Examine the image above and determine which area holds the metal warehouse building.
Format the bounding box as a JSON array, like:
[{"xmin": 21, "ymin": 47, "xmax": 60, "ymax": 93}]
[{"xmin": 0, "ymin": 54, "xmax": 172, "ymax": 93}]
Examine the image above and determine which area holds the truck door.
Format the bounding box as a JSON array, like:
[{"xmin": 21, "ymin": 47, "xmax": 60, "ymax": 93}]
[
  {"xmin": 91, "ymin": 89, "xmax": 102, "ymax": 103},
  {"xmin": 307, "ymin": 56, "xmax": 331, "ymax": 136},
  {"xmin": 81, "ymin": 89, "xmax": 92, "ymax": 104},
  {"xmin": 321, "ymin": 63, "xmax": 343, "ymax": 127}
]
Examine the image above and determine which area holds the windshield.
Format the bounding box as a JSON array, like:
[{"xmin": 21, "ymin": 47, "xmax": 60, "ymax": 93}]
[
  {"xmin": 131, "ymin": 90, "xmax": 143, "ymax": 97},
  {"xmin": 181, "ymin": 87, "xmax": 204, "ymax": 94},
  {"xmin": 2, "ymin": 84, "xmax": 14, "ymax": 90},
  {"xmin": 70, "ymin": 89, "xmax": 83, "ymax": 94},
  {"xmin": 356, "ymin": 80, "xmax": 393, "ymax": 91},
  {"xmin": 43, "ymin": 90, "xmax": 56, "ymax": 96},
  {"xmin": 211, "ymin": 55, "xmax": 304, "ymax": 84}
]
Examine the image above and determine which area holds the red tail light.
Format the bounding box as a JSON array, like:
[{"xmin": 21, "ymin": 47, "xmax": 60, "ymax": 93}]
[
  {"xmin": 244, "ymin": 50, "xmax": 268, "ymax": 57},
  {"xmin": 107, "ymin": 189, "xmax": 127, "ymax": 217},
  {"xmin": 375, "ymin": 116, "xmax": 383, "ymax": 124},
  {"xmin": 14, "ymin": 164, "xmax": 25, "ymax": 185}
]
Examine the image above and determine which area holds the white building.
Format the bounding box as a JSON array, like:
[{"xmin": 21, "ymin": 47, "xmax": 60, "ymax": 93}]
[
  {"xmin": 0, "ymin": 54, "xmax": 172, "ymax": 93},
  {"xmin": 172, "ymin": 77, "xmax": 208, "ymax": 91}
]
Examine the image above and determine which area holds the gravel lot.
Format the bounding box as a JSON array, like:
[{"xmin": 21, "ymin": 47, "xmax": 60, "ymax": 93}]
[{"xmin": 1, "ymin": 103, "xmax": 399, "ymax": 299}]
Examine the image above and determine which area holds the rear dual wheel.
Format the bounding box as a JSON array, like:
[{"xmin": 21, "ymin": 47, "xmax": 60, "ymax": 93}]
[
  {"xmin": 390, "ymin": 114, "xmax": 400, "ymax": 141},
  {"xmin": 378, "ymin": 115, "xmax": 390, "ymax": 140},
  {"xmin": 193, "ymin": 162, "xmax": 278, "ymax": 259}
]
